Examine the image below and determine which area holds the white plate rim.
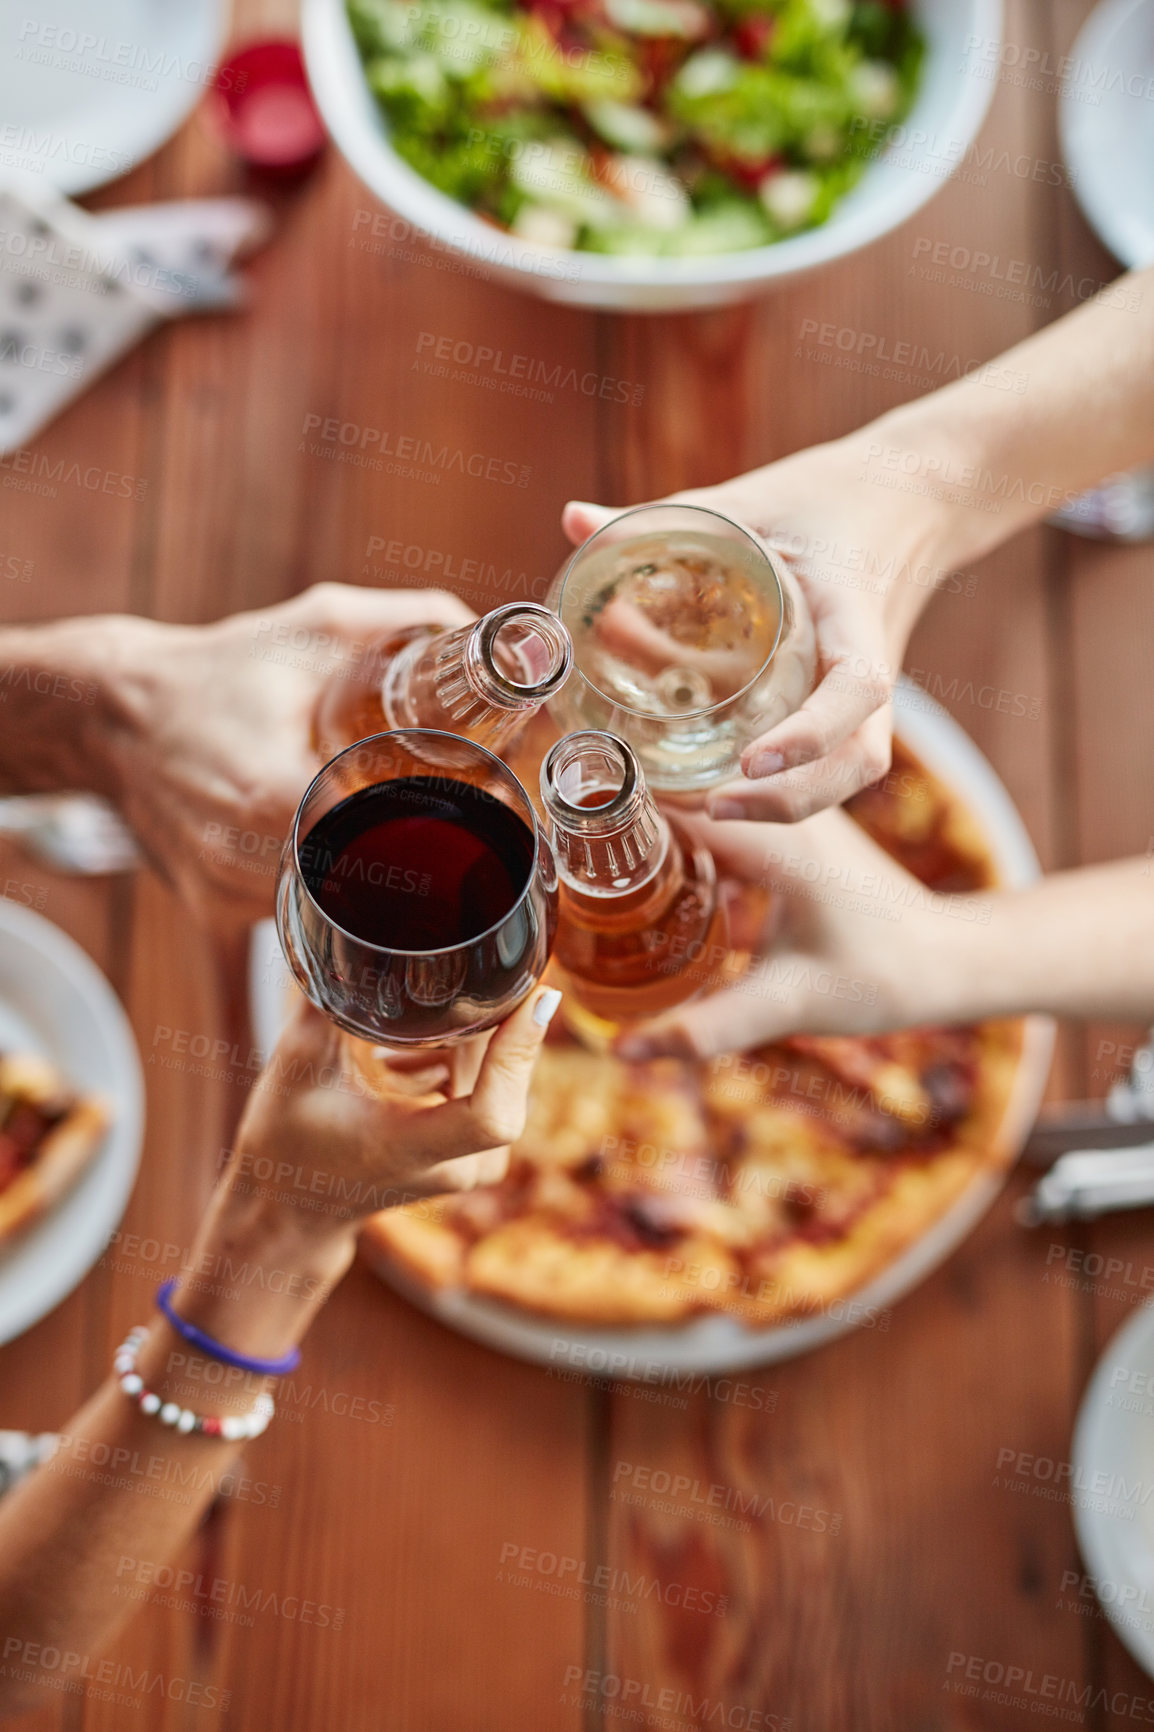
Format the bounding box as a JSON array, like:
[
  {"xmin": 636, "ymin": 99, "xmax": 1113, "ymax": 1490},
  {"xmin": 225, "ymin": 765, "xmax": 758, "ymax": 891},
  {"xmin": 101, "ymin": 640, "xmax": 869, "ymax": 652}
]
[
  {"xmin": 0, "ymin": 0, "xmax": 231, "ymax": 196},
  {"xmin": 1059, "ymin": 0, "xmax": 1154, "ymax": 270},
  {"xmin": 0, "ymin": 896, "xmax": 144, "ymax": 1347}
]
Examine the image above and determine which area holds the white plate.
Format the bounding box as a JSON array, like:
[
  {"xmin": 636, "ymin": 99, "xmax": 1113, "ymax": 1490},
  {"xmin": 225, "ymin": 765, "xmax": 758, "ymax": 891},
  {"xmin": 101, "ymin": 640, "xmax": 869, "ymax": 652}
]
[
  {"xmin": 0, "ymin": 0, "xmax": 230, "ymax": 195},
  {"xmin": 1060, "ymin": 0, "xmax": 1154, "ymax": 268},
  {"xmin": 0, "ymin": 897, "xmax": 143, "ymax": 1346},
  {"xmin": 1073, "ymin": 1298, "xmax": 1154, "ymax": 1676},
  {"xmin": 250, "ymin": 680, "xmax": 1054, "ymax": 1373},
  {"xmin": 304, "ymin": 0, "xmax": 1001, "ymax": 310}
]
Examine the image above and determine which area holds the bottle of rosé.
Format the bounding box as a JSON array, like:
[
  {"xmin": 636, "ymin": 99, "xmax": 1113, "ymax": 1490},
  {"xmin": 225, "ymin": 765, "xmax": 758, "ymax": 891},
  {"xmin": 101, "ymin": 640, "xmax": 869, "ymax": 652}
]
[
  {"xmin": 315, "ymin": 602, "xmax": 573, "ymax": 760},
  {"xmin": 540, "ymin": 729, "xmax": 727, "ymax": 1050}
]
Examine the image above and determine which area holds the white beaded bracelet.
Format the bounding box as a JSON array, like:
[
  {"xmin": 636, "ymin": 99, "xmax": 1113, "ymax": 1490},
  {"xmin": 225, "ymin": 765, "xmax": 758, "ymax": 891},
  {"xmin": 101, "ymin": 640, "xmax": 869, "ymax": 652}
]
[{"xmin": 114, "ymin": 1326, "xmax": 274, "ymax": 1443}]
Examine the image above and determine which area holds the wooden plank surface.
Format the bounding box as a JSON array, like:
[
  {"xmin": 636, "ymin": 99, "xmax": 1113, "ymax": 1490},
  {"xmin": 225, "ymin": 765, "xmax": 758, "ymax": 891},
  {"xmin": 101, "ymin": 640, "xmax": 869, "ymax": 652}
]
[
  {"xmin": 2, "ymin": 0, "xmax": 1151, "ymax": 1726},
  {"xmin": 602, "ymin": 5, "xmax": 1092, "ymax": 1725}
]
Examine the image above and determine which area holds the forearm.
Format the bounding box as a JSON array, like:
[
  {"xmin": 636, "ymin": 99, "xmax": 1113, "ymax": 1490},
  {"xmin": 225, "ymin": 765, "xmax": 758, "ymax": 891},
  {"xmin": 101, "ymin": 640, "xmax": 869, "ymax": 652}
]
[
  {"xmin": 0, "ymin": 980, "xmax": 534, "ymax": 1714},
  {"xmin": 0, "ymin": 614, "xmax": 164, "ymax": 800},
  {"xmin": 869, "ymin": 263, "xmax": 1154, "ymax": 575},
  {"xmin": 0, "ymin": 1176, "xmax": 353, "ymax": 1714},
  {"xmin": 702, "ymin": 266, "xmax": 1154, "ymax": 676},
  {"xmin": 931, "ymin": 859, "xmax": 1154, "ymax": 1025}
]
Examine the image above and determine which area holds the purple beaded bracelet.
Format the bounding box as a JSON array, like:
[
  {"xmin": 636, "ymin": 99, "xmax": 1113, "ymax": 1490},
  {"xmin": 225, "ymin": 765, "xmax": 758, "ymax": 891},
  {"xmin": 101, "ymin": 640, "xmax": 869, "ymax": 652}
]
[{"xmin": 155, "ymin": 1280, "xmax": 301, "ymax": 1377}]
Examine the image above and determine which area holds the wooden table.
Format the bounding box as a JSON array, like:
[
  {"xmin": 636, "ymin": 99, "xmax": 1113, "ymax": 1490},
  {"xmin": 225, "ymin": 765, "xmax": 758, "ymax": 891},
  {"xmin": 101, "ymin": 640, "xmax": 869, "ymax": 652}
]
[{"xmin": 4, "ymin": 0, "xmax": 1154, "ymax": 1725}]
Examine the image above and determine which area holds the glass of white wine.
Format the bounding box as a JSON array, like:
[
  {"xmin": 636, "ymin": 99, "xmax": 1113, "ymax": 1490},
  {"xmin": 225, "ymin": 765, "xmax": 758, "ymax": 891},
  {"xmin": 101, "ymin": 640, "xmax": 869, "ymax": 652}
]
[{"xmin": 547, "ymin": 503, "xmax": 816, "ymax": 795}]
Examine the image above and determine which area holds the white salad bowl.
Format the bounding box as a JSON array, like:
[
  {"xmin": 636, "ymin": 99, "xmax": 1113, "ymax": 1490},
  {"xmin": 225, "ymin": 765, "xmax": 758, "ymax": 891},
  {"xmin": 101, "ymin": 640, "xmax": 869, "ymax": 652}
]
[{"xmin": 304, "ymin": 0, "xmax": 1002, "ymax": 311}]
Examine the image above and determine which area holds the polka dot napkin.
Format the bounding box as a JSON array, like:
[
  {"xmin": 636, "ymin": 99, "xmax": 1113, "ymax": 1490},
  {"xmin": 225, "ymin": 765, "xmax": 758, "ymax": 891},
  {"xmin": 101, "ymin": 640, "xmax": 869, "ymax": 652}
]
[{"xmin": 0, "ymin": 178, "xmax": 271, "ymax": 451}]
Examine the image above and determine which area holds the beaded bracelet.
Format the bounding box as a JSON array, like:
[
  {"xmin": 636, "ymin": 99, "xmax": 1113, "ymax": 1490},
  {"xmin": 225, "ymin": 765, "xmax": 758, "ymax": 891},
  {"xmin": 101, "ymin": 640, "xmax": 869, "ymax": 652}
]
[
  {"xmin": 155, "ymin": 1279, "xmax": 301, "ymax": 1376},
  {"xmin": 114, "ymin": 1327, "xmax": 275, "ymax": 1442}
]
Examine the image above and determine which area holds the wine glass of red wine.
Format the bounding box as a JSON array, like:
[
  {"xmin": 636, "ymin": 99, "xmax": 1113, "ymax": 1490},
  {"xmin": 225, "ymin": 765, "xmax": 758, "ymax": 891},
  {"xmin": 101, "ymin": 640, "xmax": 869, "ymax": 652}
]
[{"xmin": 277, "ymin": 730, "xmax": 557, "ymax": 1050}]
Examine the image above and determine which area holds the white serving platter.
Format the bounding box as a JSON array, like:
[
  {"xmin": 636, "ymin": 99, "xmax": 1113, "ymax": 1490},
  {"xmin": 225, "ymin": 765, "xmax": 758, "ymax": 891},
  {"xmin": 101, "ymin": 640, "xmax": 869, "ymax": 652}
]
[{"xmin": 251, "ymin": 679, "xmax": 1054, "ymax": 1374}]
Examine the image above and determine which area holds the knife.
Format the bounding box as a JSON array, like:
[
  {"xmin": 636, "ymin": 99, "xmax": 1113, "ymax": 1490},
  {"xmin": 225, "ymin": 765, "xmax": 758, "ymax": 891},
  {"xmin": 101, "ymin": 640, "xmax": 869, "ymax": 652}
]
[
  {"xmin": 1017, "ymin": 1103, "xmax": 1154, "ymax": 1224},
  {"xmin": 1021, "ymin": 1104, "xmax": 1154, "ymax": 1164}
]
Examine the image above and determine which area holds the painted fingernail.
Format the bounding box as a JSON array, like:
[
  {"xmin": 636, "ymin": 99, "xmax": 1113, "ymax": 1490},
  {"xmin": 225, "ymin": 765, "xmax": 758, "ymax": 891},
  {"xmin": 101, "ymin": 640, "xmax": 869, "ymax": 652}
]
[
  {"xmin": 565, "ymin": 501, "xmax": 608, "ymax": 528},
  {"xmin": 708, "ymin": 798, "xmax": 745, "ymax": 821},
  {"xmin": 532, "ymin": 987, "xmax": 563, "ymax": 1028},
  {"xmin": 746, "ymin": 750, "xmax": 785, "ymax": 779}
]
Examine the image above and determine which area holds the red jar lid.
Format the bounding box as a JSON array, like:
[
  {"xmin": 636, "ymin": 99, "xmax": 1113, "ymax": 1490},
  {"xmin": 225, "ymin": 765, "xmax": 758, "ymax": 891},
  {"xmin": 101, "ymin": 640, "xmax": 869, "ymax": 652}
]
[{"xmin": 213, "ymin": 39, "xmax": 326, "ymax": 175}]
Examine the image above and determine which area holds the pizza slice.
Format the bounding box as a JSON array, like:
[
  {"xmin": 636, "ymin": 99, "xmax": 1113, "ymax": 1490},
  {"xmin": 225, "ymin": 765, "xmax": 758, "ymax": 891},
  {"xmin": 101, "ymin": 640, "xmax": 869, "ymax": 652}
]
[
  {"xmin": 847, "ymin": 754, "xmax": 998, "ymax": 892},
  {"xmin": 774, "ymin": 1028, "xmax": 978, "ymax": 1143},
  {"xmin": 0, "ymin": 1053, "xmax": 109, "ymax": 1247}
]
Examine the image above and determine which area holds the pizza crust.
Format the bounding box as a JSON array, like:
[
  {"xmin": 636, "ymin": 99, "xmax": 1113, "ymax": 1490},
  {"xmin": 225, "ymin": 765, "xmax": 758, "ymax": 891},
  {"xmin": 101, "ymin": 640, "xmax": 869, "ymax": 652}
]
[
  {"xmin": 362, "ymin": 1198, "xmax": 467, "ymax": 1292},
  {"xmin": 0, "ymin": 1096, "xmax": 110, "ymax": 1246},
  {"xmin": 466, "ymin": 1223, "xmax": 738, "ymax": 1325}
]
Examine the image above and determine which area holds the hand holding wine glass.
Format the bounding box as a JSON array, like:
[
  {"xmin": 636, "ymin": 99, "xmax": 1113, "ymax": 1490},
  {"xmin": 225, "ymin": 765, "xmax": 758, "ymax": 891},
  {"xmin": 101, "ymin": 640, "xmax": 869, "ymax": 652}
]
[
  {"xmin": 237, "ymin": 989, "xmax": 561, "ymax": 1211},
  {"xmin": 561, "ymin": 446, "xmax": 938, "ymax": 823},
  {"xmin": 0, "ymin": 983, "xmax": 558, "ymax": 1716},
  {"xmin": 562, "ymin": 264, "xmax": 1154, "ymax": 824},
  {"xmin": 550, "ymin": 503, "xmax": 816, "ymax": 797}
]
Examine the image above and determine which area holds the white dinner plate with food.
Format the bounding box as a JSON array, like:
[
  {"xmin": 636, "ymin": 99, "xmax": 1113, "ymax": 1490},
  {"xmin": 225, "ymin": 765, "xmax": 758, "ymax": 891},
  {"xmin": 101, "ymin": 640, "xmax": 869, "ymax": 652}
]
[
  {"xmin": 0, "ymin": 0, "xmax": 230, "ymax": 195},
  {"xmin": 0, "ymin": 897, "xmax": 143, "ymax": 1345},
  {"xmin": 1073, "ymin": 1298, "xmax": 1154, "ymax": 1678},
  {"xmin": 252, "ymin": 679, "xmax": 1054, "ymax": 1375},
  {"xmin": 1059, "ymin": 0, "xmax": 1154, "ymax": 268}
]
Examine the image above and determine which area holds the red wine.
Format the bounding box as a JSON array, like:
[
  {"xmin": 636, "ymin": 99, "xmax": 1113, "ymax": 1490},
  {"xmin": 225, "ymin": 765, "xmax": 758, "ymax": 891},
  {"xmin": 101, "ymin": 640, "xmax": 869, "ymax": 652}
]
[{"xmin": 300, "ymin": 776, "xmax": 536, "ymax": 951}]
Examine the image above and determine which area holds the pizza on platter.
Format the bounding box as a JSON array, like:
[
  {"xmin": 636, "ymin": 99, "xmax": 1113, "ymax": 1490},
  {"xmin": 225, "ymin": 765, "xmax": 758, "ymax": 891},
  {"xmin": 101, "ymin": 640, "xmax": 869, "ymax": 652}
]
[{"xmin": 360, "ymin": 743, "xmax": 1027, "ymax": 1330}]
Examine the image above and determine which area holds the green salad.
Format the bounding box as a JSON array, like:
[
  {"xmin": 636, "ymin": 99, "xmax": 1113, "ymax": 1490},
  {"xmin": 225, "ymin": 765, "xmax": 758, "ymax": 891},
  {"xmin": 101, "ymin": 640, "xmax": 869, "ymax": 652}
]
[{"xmin": 347, "ymin": 0, "xmax": 924, "ymax": 256}]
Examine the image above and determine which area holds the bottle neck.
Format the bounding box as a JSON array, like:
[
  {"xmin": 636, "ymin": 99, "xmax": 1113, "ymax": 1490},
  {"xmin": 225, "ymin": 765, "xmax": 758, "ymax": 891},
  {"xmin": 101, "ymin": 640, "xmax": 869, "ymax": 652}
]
[
  {"xmin": 383, "ymin": 604, "xmax": 571, "ymax": 751},
  {"xmin": 541, "ymin": 731, "xmax": 675, "ymax": 898}
]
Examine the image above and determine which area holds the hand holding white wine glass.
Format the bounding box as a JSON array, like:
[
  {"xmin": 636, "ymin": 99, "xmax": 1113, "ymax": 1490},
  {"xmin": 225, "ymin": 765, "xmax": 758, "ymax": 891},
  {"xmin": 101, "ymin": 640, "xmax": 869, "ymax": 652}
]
[{"xmin": 547, "ymin": 503, "xmax": 817, "ymax": 797}]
